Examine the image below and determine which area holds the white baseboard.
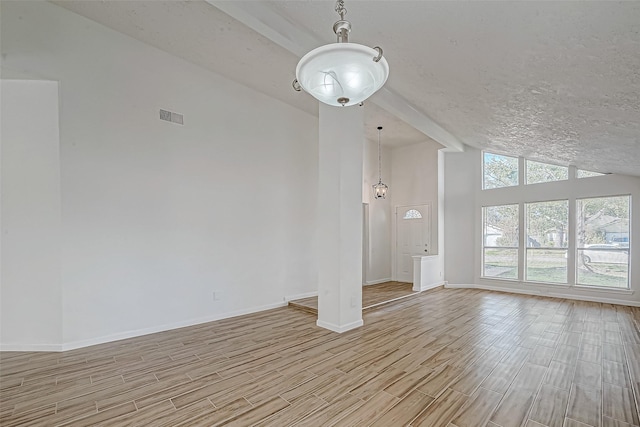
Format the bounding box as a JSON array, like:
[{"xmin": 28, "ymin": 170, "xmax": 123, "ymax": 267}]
[
  {"xmin": 364, "ymin": 278, "xmax": 392, "ymax": 286},
  {"xmin": 444, "ymin": 283, "xmax": 475, "ymax": 289},
  {"xmin": 284, "ymin": 291, "xmax": 318, "ymax": 302},
  {"xmin": 444, "ymin": 283, "xmax": 640, "ymax": 307},
  {"xmin": 413, "ymin": 281, "xmax": 446, "ymax": 292},
  {"xmin": 0, "ymin": 343, "xmax": 63, "ymax": 352},
  {"xmin": 1, "ymin": 301, "xmax": 288, "ymax": 353},
  {"xmin": 316, "ymin": 319, "xmax": 363, "ymax": 333},
  {"xmin": 61, "ymin": 301, "xmax": 288, "ymax": 351}
]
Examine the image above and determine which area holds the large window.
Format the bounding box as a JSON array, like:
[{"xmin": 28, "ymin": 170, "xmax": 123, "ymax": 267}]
[
  {"xmin": 483, "ymin": 205, "xmax": 519, "ymax": 279},
  {"xmin": 525, "ymin": 200, "xmax": 569, "ymax": 283},
  {"xmin": 479, "ymin": 153, "xmax": 632, "ymax": 289},
  {"xmin": 483, "ymin": 153, "xmax": 518, "ymax": 190},
  {"xmin": 576, "ymin": 196, "xmax": 630, "ymax": 289},
  {"xmin": 525, "ymin": 160, "xmax": 568, "ymax": 185}
]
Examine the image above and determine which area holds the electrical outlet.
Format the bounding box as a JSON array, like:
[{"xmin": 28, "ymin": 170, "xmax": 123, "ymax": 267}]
[
  {"xmin": 159, "ymin": 109, "xmax": 171, "ymax": 121},
  {"xmin": 159, "ymin": 109, "xmax": 184, "ymax": 125},
  {"xmin": 212, "ymin": 291, "xmax": 220, "ymax": 301},
  {"xmin": 171, "ymin": 112, "xmax": 184, "ymax": 125},
  {"xmin": 350, "ymin": 296, "xmax": 356, "ymax": 308}
]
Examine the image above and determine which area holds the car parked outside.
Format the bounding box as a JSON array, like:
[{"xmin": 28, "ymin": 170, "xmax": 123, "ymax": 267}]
[{"xmin": 580, "ymin": 244, "xmax": 629, "ymax": 264}]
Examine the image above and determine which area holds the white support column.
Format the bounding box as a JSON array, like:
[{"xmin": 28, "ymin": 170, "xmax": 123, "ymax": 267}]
[{"xmin": 316, "ymin": 103, "xmax": 364, "ymax": 333}]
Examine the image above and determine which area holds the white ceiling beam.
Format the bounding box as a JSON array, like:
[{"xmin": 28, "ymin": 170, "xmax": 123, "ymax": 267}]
[
  {"xmin": 208, "ymin": 0, "xmax": 464, "ymax": 152},
  {"xmin": 372, "ymin": 87, "xmax": 465, "ymax": 152},
  {"xmin": 209, "ymin": 1, "xmax": 314, "ymax": 58}
]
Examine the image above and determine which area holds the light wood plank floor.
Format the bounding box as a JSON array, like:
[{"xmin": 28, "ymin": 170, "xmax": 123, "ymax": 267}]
[
  {"xmin": 2, "ymin": 288, "xmax": 640, "ymax": 426},
  {"xmin": 289, "ymin": 281, "xmax": 416, "ymax": 314}
]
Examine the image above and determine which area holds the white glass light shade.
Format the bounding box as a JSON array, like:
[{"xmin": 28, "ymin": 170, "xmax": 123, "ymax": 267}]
[{"xmin": 296, "ymin": 43, "xmax": 389, "ymax": 107}]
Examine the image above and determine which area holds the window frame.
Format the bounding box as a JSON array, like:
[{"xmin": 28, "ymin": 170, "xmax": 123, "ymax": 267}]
[
  {"xmin": 574, "ymin": 194, "xmax": 631, "ymax": 290},
  {"xmin": 576, "ymin": 169, "xmax": 606, "ymax": 179},
  {"xmin": 481, "ymin": 204, "xmax": 520, "ymax": 281},
  {"xmin": 482, "ymin": 151, "xmax": 519, "ymax": 190},
  {"xmin": 524, "ymin": 199, "xmax": 570, "ymax": 284},
  {"xmin": 524, "ymin": 159, "xmax": 569, "ymax": 185}
]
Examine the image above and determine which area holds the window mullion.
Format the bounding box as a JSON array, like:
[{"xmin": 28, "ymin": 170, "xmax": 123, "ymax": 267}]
[
  {"xmin": 518, "ymin": 201, "xmax": 525, "ymax": 282},
  {"xmin": 567, "ymin": 197, "xmax": 577, "ymax": 286}
]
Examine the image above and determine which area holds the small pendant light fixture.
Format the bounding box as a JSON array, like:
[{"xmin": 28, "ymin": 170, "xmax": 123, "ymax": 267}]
[
  {"xmin": 292, "ymin": 0, "xmax": 389, "ymax": 107},
  {"xmin": 373, "ymin": 126, "xmax": 389, "ymax": 199}
]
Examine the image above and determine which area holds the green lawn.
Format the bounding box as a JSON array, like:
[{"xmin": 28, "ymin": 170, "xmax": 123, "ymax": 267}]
[
  {"xmin": 484, "ymin": 249, "xmax": 629, "ymax": 288},
  {"xmin": 577, "ymin": 263, "xmax": 629, "ymax": 288},
  {"xmin": 525, "ymin": 267, "xmax": 567, "ymax": 283}
]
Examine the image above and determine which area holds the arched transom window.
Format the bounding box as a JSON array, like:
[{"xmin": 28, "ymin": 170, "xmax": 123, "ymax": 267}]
[{"xmin": 403, "ymin": 209, "xmax": 422, "ymax": 220}]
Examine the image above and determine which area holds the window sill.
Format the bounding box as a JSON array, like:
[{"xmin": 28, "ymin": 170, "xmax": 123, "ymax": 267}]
[
  {"xmin": 480, "ymin": 276, "xmax": 519, "ymax": 282},
  {"xmin": 478, "ymin": 277, "xmax": 634, "ymax": 295},
  {"xmin": 573, "ymin": 285, "xmax": 634, "ymax": 295},
  {"xmin": 522, "ymin": 281, "xmax": 570, "ymax": 288}
]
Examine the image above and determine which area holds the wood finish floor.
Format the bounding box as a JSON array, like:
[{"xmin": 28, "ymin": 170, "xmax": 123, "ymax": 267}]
[
  {"xmin": 2, "ymin": 288, "xmax": 640, "ymax": 427},
  {"xmin": 289, "ymin": 281, "xmax": 416, "ymax": 314}
]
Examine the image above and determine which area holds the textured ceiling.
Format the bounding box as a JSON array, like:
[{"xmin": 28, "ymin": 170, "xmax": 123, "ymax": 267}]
[{"xmin": 53, "ymin": 1, "xmax": 639, "ymax": 175}]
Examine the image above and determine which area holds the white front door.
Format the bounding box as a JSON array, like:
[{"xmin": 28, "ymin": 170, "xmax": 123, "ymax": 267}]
[{"xmin": 396, "ymin": 205, "xmax": 431, "ymax": 283}]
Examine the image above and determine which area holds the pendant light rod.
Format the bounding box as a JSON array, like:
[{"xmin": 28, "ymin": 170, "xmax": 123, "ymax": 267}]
[
  {"xmin": 335, "ymin": 0, "xmax": 346, "ymax": 19},
  {"xmin": 333, "ymin": 0, "xmax": 351, "ymax": 43},
  {"xmin": 373, "ymin": 126, "xmax": 389, "ymax": 199},
  {"xmin": 377, "ymin": 126, "xmax": 383, "ymax": 183}
]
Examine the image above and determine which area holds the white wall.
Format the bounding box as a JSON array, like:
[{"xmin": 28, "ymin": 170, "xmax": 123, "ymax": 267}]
[
  {"xmin": 1, "ymin": 80, "xmax": 63, "ymax": 350},
  {"xmin": 362, "ymin": 137, "xmax": 392, "ymax": 284},
  {"xmin": 390, "ymin": 141, "xmax": 442, "ymax": 280},
  {"xmin": 442, "ymin": 149, "xmax": 477, "ymax": 284},
  {"xmin": 1, "ymin": 1, "xmax": 318, "ymax": 349},
  {"xmin": 444, "ymin": 146, "xmax": 640, "ymax": 306}
]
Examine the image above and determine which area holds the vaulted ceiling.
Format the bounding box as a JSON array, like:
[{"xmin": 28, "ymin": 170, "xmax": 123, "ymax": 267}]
[{"xmin": 53, "ymin": 1, "xmax": 640, "ymax": 176}]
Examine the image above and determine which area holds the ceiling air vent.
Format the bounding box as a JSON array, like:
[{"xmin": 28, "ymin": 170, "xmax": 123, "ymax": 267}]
[{"xmin": 159, "ymin": 109, "xmax": 184, "ymax": 125}]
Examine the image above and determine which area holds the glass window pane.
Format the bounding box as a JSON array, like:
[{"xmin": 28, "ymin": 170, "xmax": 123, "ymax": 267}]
[
  {"xmin": 483, "ymin": 204, "xmax": 519, "ymax": 281},
  {"xmin": 526, "ymin": 200, "xmax": 569, "ymax": 248},
  {"xmin": 525, "ymin": 160, "xmax": 568, "ymax": 185},
  {"xmin": 577, "ymin": 169, "xmax": 605, "ymax": 179},
  {"xmin": 576, "ymin": 195, "xmax": 630, "ymax": 288},
  {"xmin": 526, "ymin": 200, "xmax": 568, "ymax": 284},
  {"xmin": 484, "ymin": 248, "xmax": 518, "ymax": 279},
  {"xmin": 526, "ymin": 249, "xmax": 568, "ymax": 283},
  {"xmin": 403, "ymin": 209, "xmax": 422, "ymax": 219},
  {"xmin": 577, "ymin": 196, "xmax": 629, "ymax": 247},
  {"xmin": 484, "ymin": 205, "xmax": 519, "ymax": 247},
  {"xmin": 577, "ymin": 249, "xmax": 629, "ymax": 288},
  {"xmin": 483, "ymin": 152, "xmax": 518, "ymax": 189}
]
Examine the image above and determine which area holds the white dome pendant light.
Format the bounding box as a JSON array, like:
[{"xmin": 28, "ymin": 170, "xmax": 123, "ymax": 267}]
[
  {"xmin": 292, "ymin": 0, "xmax": 389, "ymax": 107},
  {"xmin": 373, "ymin": 126, "xmax": 389, "ymax": 199}
]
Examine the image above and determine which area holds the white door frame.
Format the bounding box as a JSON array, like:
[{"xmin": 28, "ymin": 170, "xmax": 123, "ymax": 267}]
[{"xmin": 362, "ymin": 203, "xmax": 369, "ymax": 285}]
